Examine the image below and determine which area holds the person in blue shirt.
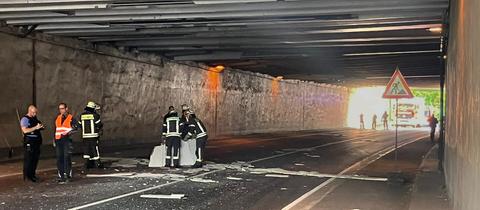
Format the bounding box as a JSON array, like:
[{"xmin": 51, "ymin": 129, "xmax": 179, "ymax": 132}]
[{"xmin": 20, "ymin": 105, "xmax": 44, "ymax": 182}]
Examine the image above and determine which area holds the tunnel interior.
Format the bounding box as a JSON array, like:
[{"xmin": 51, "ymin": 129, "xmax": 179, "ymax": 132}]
[{"xmin": 2, "ymin": 1, "xmax": 480, "ymax": 209}]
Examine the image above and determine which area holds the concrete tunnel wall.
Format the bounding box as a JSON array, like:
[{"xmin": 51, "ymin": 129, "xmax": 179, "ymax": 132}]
[
  {"xmin": 0, "ymin": 27, "xmax": 349, "ymax": 150},
  {"xmin": 445, "ymin": 0, "xmax": 480, "ymax": 209}
]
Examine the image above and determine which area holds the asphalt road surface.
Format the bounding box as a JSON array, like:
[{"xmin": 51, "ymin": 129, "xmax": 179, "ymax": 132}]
[{"xmin": 0, "ymin": 129, "xmax": 431, "ymax": 210}]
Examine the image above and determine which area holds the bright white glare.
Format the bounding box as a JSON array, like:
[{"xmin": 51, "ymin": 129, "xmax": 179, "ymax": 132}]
[{"xmin": 347, "ymin": 86, "xmax": 390, "ymax": 128}]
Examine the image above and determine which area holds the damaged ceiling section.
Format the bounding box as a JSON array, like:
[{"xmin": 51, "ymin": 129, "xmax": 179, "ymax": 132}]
[{"xmin": 0, "ymin": 0, "xmax": 448, "ymax": 87}]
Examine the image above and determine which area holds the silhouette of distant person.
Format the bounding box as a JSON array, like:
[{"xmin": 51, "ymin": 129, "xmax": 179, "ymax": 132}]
[
  {"xmin": 428, "ymin": 114, "xmax": 439, "ymax": 143},
  {"xmin": 360, "ymin": 113, "xmax": 365, "ymax": 129},
  {"xmin": 382, "ymin": 111, "xmax": 388, "ymax": 130},
  {"xmin": 372, "ymin": 114, "xmax": 377, "ymax": 130}
]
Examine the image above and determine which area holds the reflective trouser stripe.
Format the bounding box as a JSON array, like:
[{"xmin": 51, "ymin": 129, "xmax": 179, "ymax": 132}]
[
  {"xmin": 90, "ymin": 146, "xmax": 100, "ymax": 160},
  {"xmin": 197, "ymin": 148, "xmax": 202, "ymax": 162}
]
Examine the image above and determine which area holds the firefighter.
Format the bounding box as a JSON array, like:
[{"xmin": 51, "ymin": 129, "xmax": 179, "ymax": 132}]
[
  {"xmin": 190, "ymin": 112, "xmax": 208, "ymax": 168},
  {"xmin": 54, "ymin": 103, "xmax": 78, "ymax": 183},
  {"xmin": 20, "ymin": 105, "xmax": 44, "ymax": 182},
  {"xmin": 163, "ymin": 106, "xmax": 175, "ymax": 123},
  {"xmin": 79, "ymin": 101, "xmax": 103, "ymax": 169},
  {"xmin": 180, "ymin": 104, "xmax": 190, "ymax": 122},
  {"xmin": 179, "ymin": 104, "xmax": 196, "ymax": 140},
  {"xmin": 162, "ymin": 109, "xmax": 181, "ymax": 168}
]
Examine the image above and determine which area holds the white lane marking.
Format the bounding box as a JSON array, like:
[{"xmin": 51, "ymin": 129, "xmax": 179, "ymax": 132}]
[
  {"xmin": 418, "ymin": 144, "xmax": 437, "ymax": 170},
  {"xmin": 140, "ymin": 194, "xmax": 185, "ymax": 199},
  {"xmin": 68, "ymin": 131, "xmax": 389, "ymax": 210},
  {"xmin": 265, "ymin": 174, "xmax": 290, "ymax": 178},
  {"xmin": 281, "ymin": 135, "xmax": 428, "ymax": 210}
]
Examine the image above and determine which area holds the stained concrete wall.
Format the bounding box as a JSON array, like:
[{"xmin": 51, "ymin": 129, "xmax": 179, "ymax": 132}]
[
  {"xmin": 445, "ymin": 0, "xmax": 480, "ymax": 209},
  {"xmin": 0, "ymin": 27, "xmax": 349, "ymax": 150}
]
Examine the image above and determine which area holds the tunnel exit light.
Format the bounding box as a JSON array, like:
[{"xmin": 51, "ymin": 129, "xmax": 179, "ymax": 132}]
[{"xmin": 347, "ymin": 87, "xmax": 390, "ymax": 128}]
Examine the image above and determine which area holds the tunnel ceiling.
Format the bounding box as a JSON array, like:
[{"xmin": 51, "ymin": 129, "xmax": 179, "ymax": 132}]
[{"xmin": 0, "ymin": 0, "xmax": 448, "ymax": 87}]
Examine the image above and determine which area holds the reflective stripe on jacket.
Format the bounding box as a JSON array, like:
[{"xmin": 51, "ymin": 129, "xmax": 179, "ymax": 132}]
[{"xmin": 55, "ymin": 114, "xmax": 73, "ymax": 140}]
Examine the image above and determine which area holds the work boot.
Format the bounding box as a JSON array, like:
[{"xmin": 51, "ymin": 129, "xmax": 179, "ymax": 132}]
[
  {"xmin": 192, "ymin": 162, "xmax": 202, "ymax": 168},
  {"xmin": 57, "ymin": 177, "xmax": 67, "ymax": 184}
]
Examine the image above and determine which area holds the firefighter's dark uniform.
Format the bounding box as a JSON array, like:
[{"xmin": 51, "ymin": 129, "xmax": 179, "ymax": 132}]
[
  {"xmin": 21, "ymin": 115, "xmax": 43, "ymax": 182},
  {"xmin": 163, "ymin": 112, "xmax": 181, "ymax": 168},
  {"xmin": 191, "ymin": 115, "xmax": 208, "ymax": 168},
  {"xmin": 79, "ymin": 107, "xmax": 103, "ymax": 169}
]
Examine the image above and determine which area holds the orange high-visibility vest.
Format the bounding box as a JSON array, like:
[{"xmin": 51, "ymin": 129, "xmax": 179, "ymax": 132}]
[{"xmin": 55, "ymin": 114, "xmax": 73, "ymax": 140}]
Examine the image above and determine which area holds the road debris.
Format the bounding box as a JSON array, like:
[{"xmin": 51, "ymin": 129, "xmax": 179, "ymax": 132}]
[
  {"xmin": 226, "ymin": 176, "xmax": 243, "ymax": 181},
  {"xmin": 189, "ymin": 178, "xmax": 218, "ymax": 183},
  {"xmin": 265, "ymin": 174, "xmax": 290, "ymax": 178}
]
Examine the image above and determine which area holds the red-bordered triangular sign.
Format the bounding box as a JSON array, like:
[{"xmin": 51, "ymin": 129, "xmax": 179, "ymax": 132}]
[{"xmin": 382, "ymin": 67, "xmax": 414, "ymax": 99}]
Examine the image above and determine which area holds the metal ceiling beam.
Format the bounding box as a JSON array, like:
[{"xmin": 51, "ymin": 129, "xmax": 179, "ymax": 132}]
[
  {"xmin": 342, "ymin": 50, "xmax": 440, "ymax": 57},
  {"xmin": 0, "ymin": 3, "xmax": 108, "ymax": 12},
  {"xmin": 114, "ymin": 35, "xmax": 440, "ymax": 47},
  {"xmin": 36, "ymin": 23, "xmax": 109, "ymax": 30},
  {"xmin": 136, "ymin": 41, "xmax": 440, "ymax": 52},
  {"xmin": 5, "ymin": 3, "xmax": 447, "ymax": 25},
  {"xmin": 109, "ymin": 16, "xmax": 442, "ymax": 29},
  {"xmin": 46, "ymin": 23, "xmax": 441, "ymax": 39}
]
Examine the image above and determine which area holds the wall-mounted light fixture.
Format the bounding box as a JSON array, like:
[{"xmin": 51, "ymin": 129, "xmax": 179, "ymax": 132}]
[
  {"xmin": 208, "ymin": 65, "xmax": 225, "ymax": 73},
  {"xmin": 428, "ymin": 27, "xmax": 442, "ymax": 33}
]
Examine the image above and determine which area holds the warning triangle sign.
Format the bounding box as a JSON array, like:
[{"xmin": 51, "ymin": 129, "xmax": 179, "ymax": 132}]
[{"xmin": 382, "ymin": 67, "xmax": 414, "ymax": 99}]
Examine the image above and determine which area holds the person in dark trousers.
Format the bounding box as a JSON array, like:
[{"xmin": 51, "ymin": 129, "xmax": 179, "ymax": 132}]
[
  {"xmin": 190, "ymin": 112, "xmax": 208, "ymax": 168},
  {"xmin": 360, "ymin": 113, "xmax": 365, "ymax": 129},
  {"xmin": 382, "ymin": 111, "xmax": 389, "ymax": 130},
  {"xmin": 20, "ymin": 105, "xmax": 44, "ymax": 182},
  {"xmin": 79, "ymin": 101, "xmax": 103, "ymax": 170},
  {"xmin": 54, "ymin": 103, "xmax": 78, "ymax": 183},
  {"xmin": 163, "ymin": 109, "xmax": 182, "ymax": 168},
  {"xmin": 372, "ymin": 114, "xmax": 377, "ymax": 130},
  {"xmin": 428, "ymin": 114, "xmax": 439, "ymax": 143}
]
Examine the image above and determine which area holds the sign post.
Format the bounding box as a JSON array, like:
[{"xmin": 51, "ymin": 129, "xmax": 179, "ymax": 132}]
[{"xmin": 382, "ymin": 67, "xmax": 414, "ymax": 161}]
